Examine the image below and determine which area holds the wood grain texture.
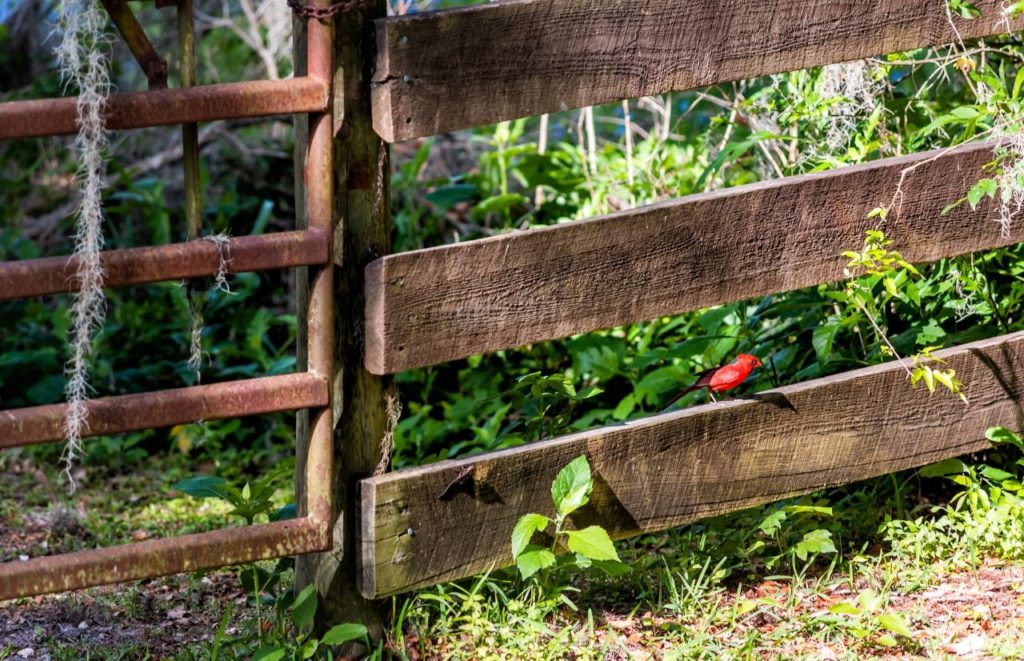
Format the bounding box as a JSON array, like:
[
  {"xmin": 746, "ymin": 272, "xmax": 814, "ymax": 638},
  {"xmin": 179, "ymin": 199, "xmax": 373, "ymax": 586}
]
[
  {"xmin": 365, "ymin": 142, "xmax": 1012, "ymax": 374},
  {"xmin": 360, "ymin": 331, "xmax": 1024, "ymax": 598},
  {"xmin": 372, "ymin": 0, "xmax": 1024, "ymax": 141}
]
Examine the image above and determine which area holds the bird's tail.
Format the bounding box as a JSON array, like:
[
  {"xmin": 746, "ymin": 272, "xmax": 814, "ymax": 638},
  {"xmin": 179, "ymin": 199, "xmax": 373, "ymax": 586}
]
[{"xmin": 660, "ymin": 384, "xmax": 703, "ymax": 411}]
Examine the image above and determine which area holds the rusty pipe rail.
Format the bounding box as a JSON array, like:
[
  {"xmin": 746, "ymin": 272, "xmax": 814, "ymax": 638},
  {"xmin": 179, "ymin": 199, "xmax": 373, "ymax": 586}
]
[
  {"xmin": 0, "ymin": 77, "xmax": 328, "ymax": 141},
  {"xmin": 0, "ymin": 229, "xmax": 328, "ymax": 300},
  {"xmin": 0, "ymin": 518, "xmax": 327, "ymax": 600},
  {"xmin": 0, "ymin": 373, "xmax": 328, "ymax": 448},
  {"xmin": 0, "ymin": 3, "xmax": 339, "ymax": 603}
]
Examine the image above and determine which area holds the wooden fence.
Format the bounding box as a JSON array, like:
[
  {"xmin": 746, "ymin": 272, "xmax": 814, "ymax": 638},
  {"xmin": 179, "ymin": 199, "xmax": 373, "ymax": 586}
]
[
  {"xmin": 355, "ymin": 0, "xmax": 1024, "ymax": 601},
  {"xmin": 3, "ymin": 0, "xmax": 1024, "ymax": 634}
]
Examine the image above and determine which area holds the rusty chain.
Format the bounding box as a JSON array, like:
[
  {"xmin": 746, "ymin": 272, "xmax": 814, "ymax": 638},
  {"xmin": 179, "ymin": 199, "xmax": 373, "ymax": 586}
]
[{"xmin": 286, "ymin": 0, "xmax": 372, "ymax": 19}]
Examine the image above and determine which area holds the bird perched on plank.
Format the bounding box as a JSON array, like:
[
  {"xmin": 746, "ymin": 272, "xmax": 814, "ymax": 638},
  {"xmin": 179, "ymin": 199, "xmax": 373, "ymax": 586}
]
[{"xmin": 663, "ymin": 353, "xmax": 763, "ymax": 409}]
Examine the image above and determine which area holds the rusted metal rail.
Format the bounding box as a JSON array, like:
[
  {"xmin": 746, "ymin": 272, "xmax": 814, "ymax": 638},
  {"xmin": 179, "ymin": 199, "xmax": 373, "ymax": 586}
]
[
  {"xmin": 0, "ymin": 77, "xmax": 328, "ymax": 141},
  {"xmin": 0, "ymin": 518, "xmax": 324, "ymax": 600},
  {"xmin": 0, "ymin": 373, "xmax": 328, "ymax": 448},
  {"xmin": 296, "ymin": 0, "xmax": 336, "ymax": 536},
  {"xmin": 0, "ymin": 1, "xmax": 338, "ymax": 600},
  {"xmin": 0, "ymin": 229, "xmax": 328, "ymax": 300}
]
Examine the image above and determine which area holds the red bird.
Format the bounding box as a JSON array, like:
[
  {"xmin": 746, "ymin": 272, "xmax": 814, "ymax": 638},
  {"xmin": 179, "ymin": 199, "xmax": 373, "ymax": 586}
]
[{"xmin": 664, "ymin": 353, "xmax": 763, "ymax": 408}]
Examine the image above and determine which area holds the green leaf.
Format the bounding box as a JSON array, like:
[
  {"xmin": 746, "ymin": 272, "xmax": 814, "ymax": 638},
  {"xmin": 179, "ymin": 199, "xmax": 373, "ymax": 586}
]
[
  {"xmin": 470, "ymin": 193, "xmax": 527, "ymax": 221},
  {"xmin": 565, "ymin": 526, "xmax": 619, "ymax": 561},
  {"xmin": 321, "ymin": 623, "xmax": 369, "ymax": 646},
  {"xmin": 758, "ymin": 510, "xmax": 787, "ymax": 536},
  {"xmin": 793, "ymin": 529, "xmax": 836, "ymax": 561},
  {"xmin": 511, "ymin": 513, "xmax": 550, "ymax": 557},
  {"xmin": 950, "ymin": 105, "xmax": 981, "ymax": 119},
  {"xmin": 592, "ymin": 559, "xmax": 632, "ymax": 576},
  {"xmin": 878, "ymin": 612, "xmax": 913, "ymax": 638},
  {"xmin": 270, "ymin": 503, "xmax": 297, "ymax": 522},
  {"xmin": 551, "ymin": 455, "xmax": 593, "ymax": 516},
  {"xmin": 171, "ymin": 476, "xmax": 241, "ymax": 506},
  {"xmin": 426, "ymin": 184, "xmax": 477, "ymax": 210},
  {"xmin": 922, "ymin": 367, "xmax": 936, "ymax": 393},
  {"xmin": 612, "ymin": 393, "xmax": 637, "ymax": 420},
  {"xmin": 516, "ymin": 547, "xmax": 556, "ymax": 579},
  {"xmin": 857, "ymin": 589, "xmax": 882, "ymax": 613},
  {"xmin": 829, "ymin": 602, "xmax": 861, "ymax": 615},
  {"xmin": 783, "ymin": 505, "xmax": 833, "ymax": 516},
  {"xmin": 299, "ymin": 639, "xmax": 318, "ymax": 659},
  {"xmin": 251, "ymin": 647, "xmax": 287, "ymax": 661},
  {"xmin": 292, "ymin": 584, "xmax": 318, "ymax": 631},
  {"xmin": 876, "ymin": 633, "xmax": 899, "ymax": 647},
  {"xmin": 981, "ymin": 465, "xmax": 1015, "ymax": 482},
  {"xmin": 919, "ymin": 458, "xmax": 966, "ymax": 478},
  {"xmin": 812, "ymin": 319, "xmax": 840, "ymax": 366},
  {"xmin": 987, "ymin": 426, "xmax": 1024, "ymax": 450}
]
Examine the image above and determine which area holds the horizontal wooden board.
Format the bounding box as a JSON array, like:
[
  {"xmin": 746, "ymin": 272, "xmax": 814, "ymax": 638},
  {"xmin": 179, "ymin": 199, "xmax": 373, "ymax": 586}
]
[
  {"xmin": 359, "ymin": 331, "xmax": 1024, "ymax": 597},
  {"xmin": 365, "ymin": 142, "xmax": 1012, "ymax": 374},
  {"xmin": 372, "ymin": 0, "xmax": 1024, "ymax": 141}
]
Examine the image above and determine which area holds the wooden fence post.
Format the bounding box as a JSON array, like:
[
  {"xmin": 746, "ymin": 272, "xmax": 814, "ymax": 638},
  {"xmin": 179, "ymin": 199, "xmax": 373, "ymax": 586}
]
[{"xmin": 294, "ymin": 0, "xmax": 392, "ymax": 638}]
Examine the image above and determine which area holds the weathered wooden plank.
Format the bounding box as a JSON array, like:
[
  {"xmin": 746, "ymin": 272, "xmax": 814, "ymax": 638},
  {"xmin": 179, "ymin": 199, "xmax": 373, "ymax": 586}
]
[
  {"xmin": 359, "ymin": 331, "xmax": 1024, "ymax": 598},
  {"xmin": 372, "ymin": 0, "xmax": 1024, "ymax": 141},
  {"xmin": 365, "ymin": 142, "xmax": 1012, "ymax": 374}
]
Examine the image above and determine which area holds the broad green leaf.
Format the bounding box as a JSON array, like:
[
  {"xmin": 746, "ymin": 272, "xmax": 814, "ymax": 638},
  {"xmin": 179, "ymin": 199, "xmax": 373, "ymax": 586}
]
[
  {"xmin": 299, "ymin": 639, "xmax": 318, "ymax": 659},
  {"xmin": 612, "ymin": 393, "xmax": 637, "ymax": 420},
  {"xmin": 812, "ymin": 321, "xmax": 840, "ymax": 367},
  {"xmin": 516, "ymin": 547, "xmax": 556, "ymax": 579},
  {"xmin": 794, "ymin": 529, "xmax": 836, "ymax": 561},
  {"xmin": 919, "ymin": 458, "xmax": 965, "ymax": 478},
  {"xmin": 426, "ymin": 184, "xmax": 477, "ymax": 209},
  {"xmin": 171, "ymin": 476, "xmax": 240, "ymax": 506},
  {"xmin": 292, "ymin": 584, "xmax": 318, "ymax": 631},
  {"xmin": 270, "ymin": 503, "xmax": 297, "ymax": 522},
  {"xmin": 470, "ymin": 193, "xmax": 527, "ymax": 221},
  {"xmin": 251, "ymin": 647, "xmax": 287, "ymax": 661},
  {"xmin": 829, "ymin": 602, "xmax": 860, "ymax": 615},
  {"xmin": 321, "ymin": 623, "xmax": 369, "ymax": 646},
  {"xmin": 857, "ymin": 589, "xmax": 881, "ymax": 612},
  {"xmin": 735, "ymin": 599, "xmax": 758, "ymax": 616},
  {"xmin": 877, "ymin": 633, "xmax": 899, "ymax": 647},
  {"xmin": 758, "ymin": 510, "xmax": 786, "ymax": 536},
  {"xmin": 987, "ymin": 426, "xmax": 1024, "ymax": 450},
  {"xmin": 950, "ymin": 105, "xmax": 980, "ymax": 119},
  {"xmin": 878, "ymin": 612, "xmax": 913, "ymax": 637},
  {"xmin": 565, "ymin": 526, "xmax": 619, "ymax": 561},
  {"xmin": 592, "ymin": 559, "xmax": 631, "ymax": 577},
  {"xmin": 551, "ymin": 455, "xmax": 592, "ymax": 516},
  {"xmin": 981, "ymin": 465, "xmax": 1015, "ymax": 482},
  {"xmin": 511, "ymin": 513, "xmax": 550, "ymax": 557}
]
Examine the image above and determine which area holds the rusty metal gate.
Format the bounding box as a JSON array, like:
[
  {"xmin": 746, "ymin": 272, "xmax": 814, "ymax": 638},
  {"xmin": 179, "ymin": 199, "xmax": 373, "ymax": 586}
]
[{"xmin": 0, "ymin": 1, "xmax": 339, "ymax": 599}]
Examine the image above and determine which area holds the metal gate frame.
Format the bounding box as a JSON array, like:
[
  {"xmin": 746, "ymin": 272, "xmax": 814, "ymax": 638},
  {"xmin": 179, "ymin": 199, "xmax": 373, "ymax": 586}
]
[{"xmin": 0, "ymin": 2, "xmax": 336, "ymax": 600}]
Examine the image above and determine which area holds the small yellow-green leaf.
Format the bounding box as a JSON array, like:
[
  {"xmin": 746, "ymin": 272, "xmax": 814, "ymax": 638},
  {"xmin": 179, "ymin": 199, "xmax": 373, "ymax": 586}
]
[{"xmin": 878, "ymin": 612, "xmax": 913, "ymax": 637}]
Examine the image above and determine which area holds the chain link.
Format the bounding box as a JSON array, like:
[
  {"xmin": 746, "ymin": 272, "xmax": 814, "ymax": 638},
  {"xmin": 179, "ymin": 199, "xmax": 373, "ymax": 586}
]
[{"xmin": 286, "ymin": 0, "xmax": 370, "ymax": 19}]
